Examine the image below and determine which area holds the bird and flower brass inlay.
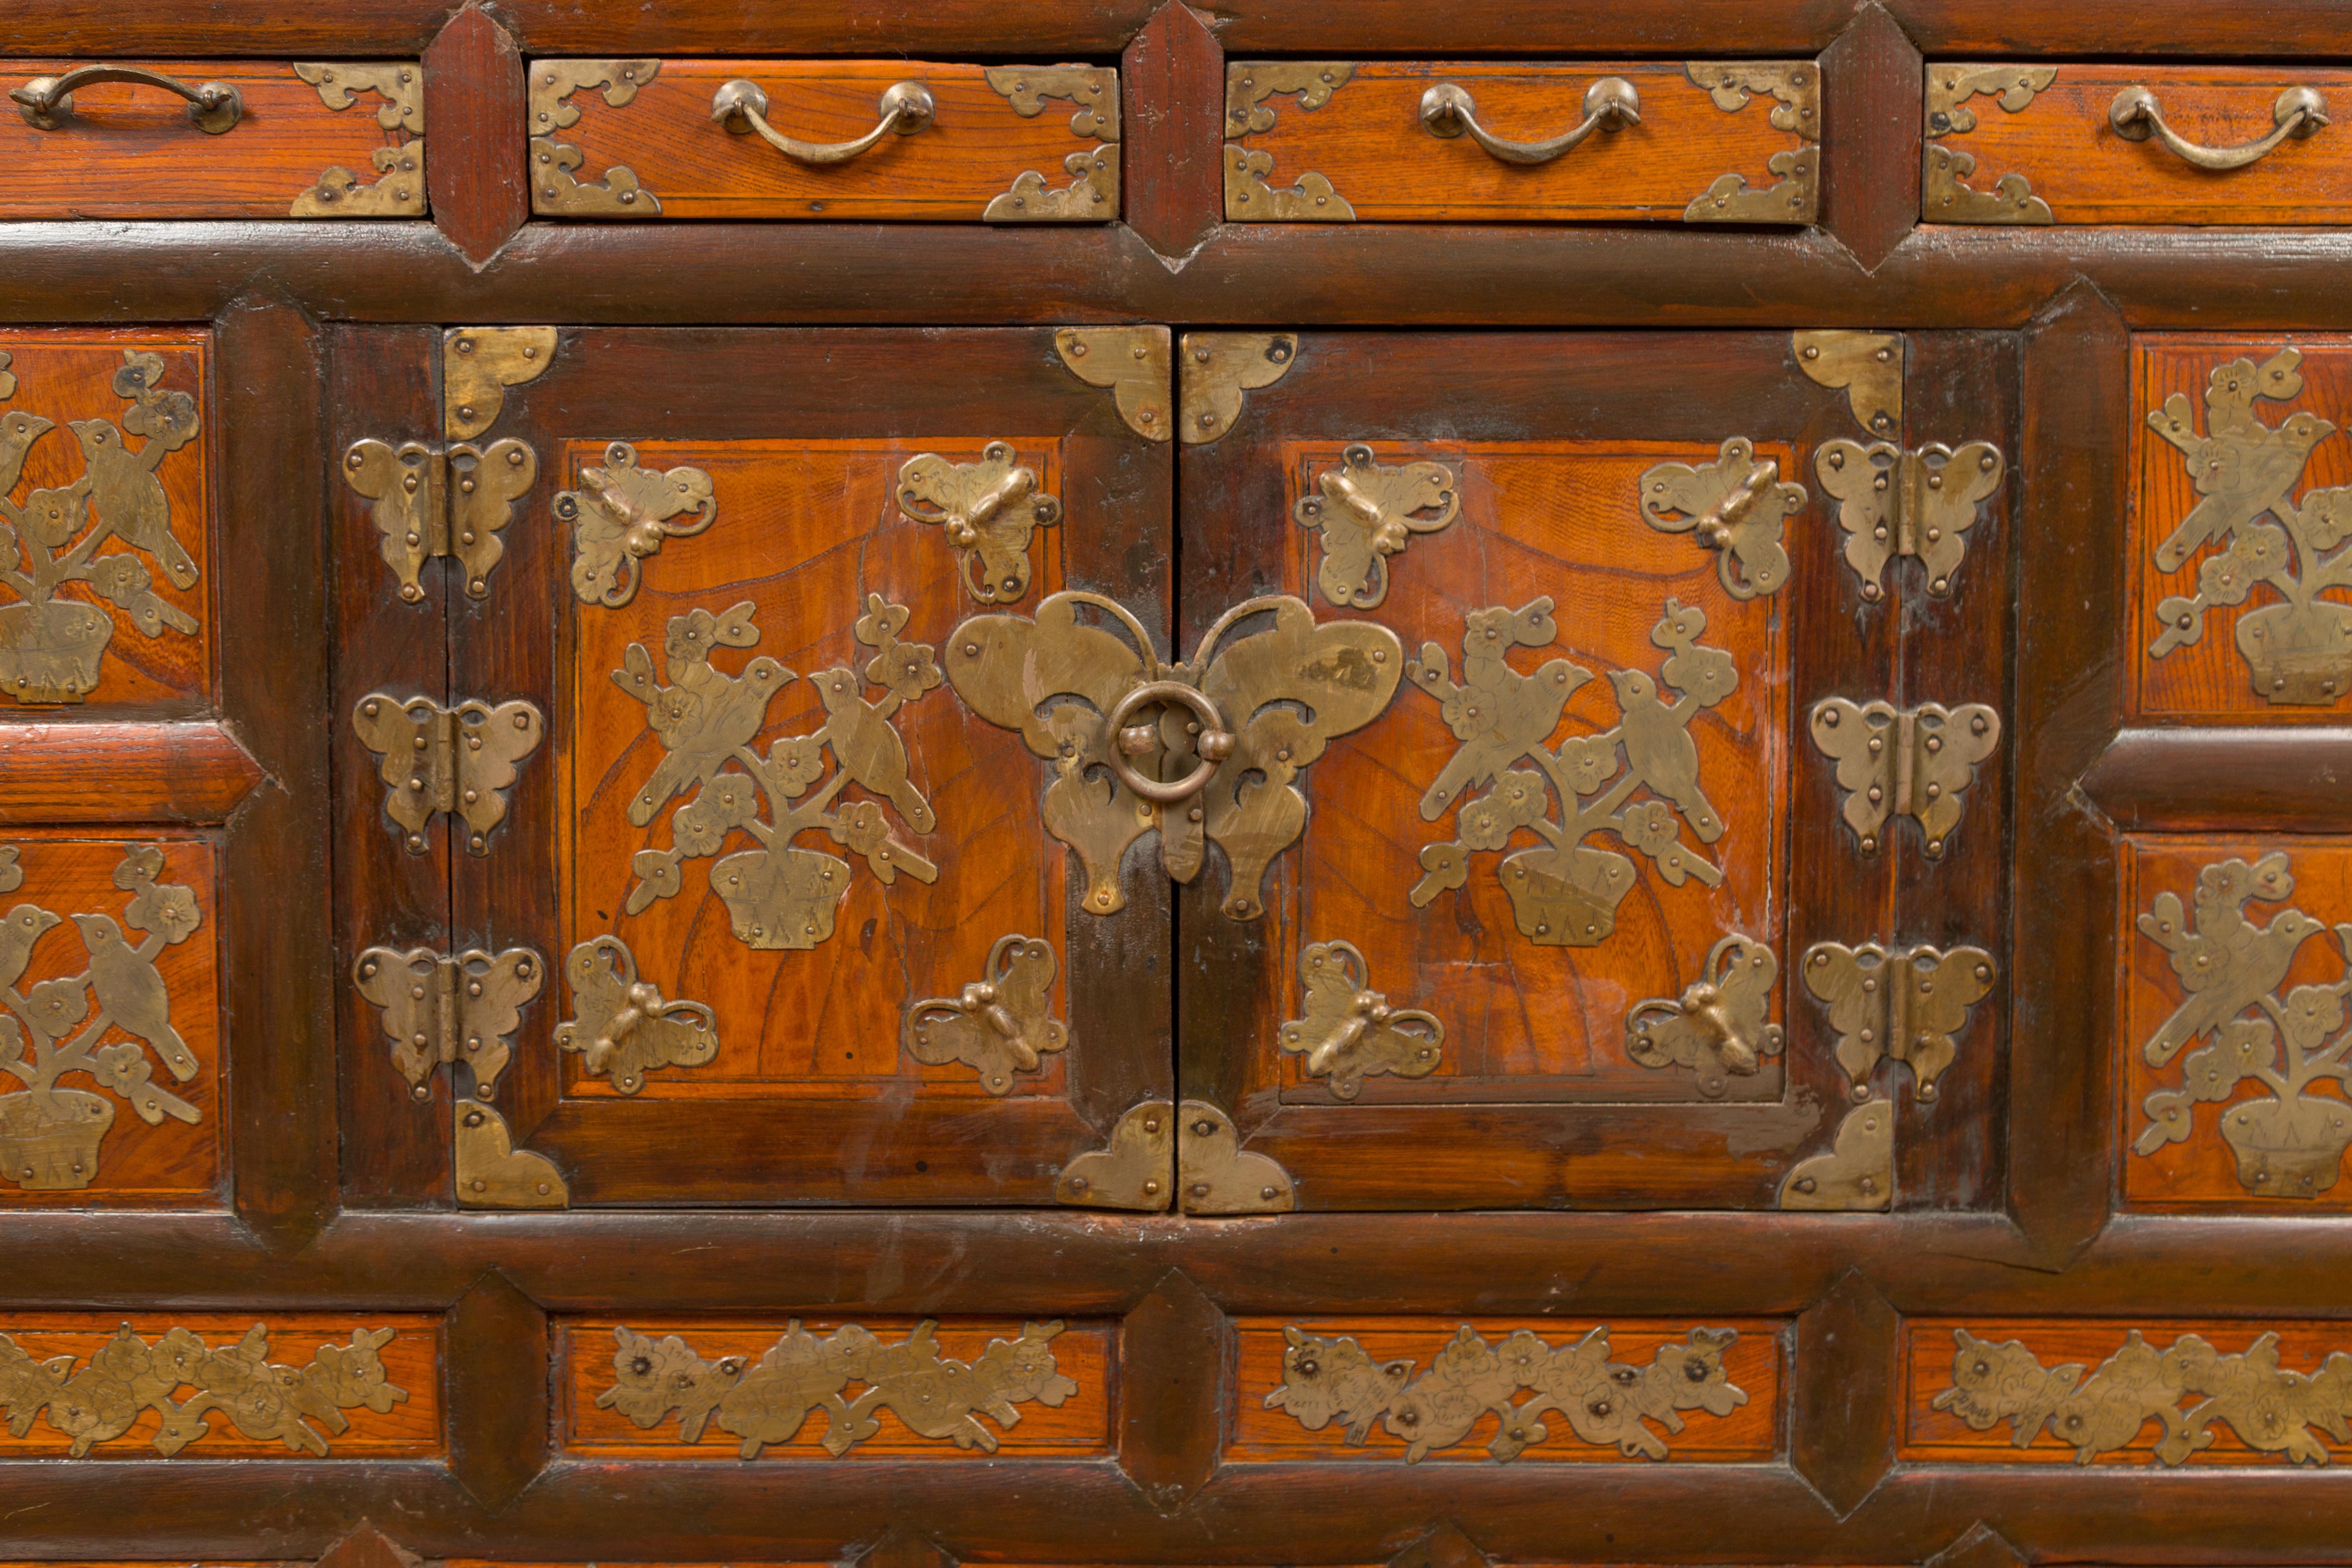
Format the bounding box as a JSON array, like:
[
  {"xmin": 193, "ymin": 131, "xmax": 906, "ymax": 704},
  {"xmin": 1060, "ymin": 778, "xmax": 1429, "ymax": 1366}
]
[
  {"xmin": 617, "ymin": 595, "xmax": 942, "ymax": 950},
  {"xmin": 1279, "ymin": 939, "xmax": 1443, "ymax": 1099},
  {"xmin": 2135, "ymin": 852, "xmax": 2352, "ymax": 1197},
  {"xmin": 0, "ymin": 349, "xmax": 199, "ymax": 704},
  {"xmin": 1626, "ymin": 934, "xmax": 1782, "ymax": 1099},
  {"xmin": 556, "ymin": 441, "xmax": 718, "ymax": 609},
  {"xmin": 896, "ymin": 441, "xmax": 1063, "ymax": 605},
  {"xmin": 946, "ymin": 590, "xmax": 1401, "ymax": 920},
  {"xmin": 1407, "ymin": 596, "xmax": 1737, "ymax": 948},
  {"xmin": 1932, "ymin": 1326, "xmax": 2352, "ymax": 1466},
  {"xmin": 596, "ymin": 1320, "xmax": 1078, "ymax": 1458},
  {"xmin": 0, "ymin": 1323, "xmax": 407, "ymax": 1457},
  {"xmin": 1638, "ymin": 436, "xmax": 1804, "ymax": 602},
  {"xmin": 1263, "ymin": 1323, "xmax": 1749, "ymax": 1463},
  {"xmin": 1293, "ymin": 444, "xmax": 1459, "ymax": 610},
  {"xmin": 0, "ymin": 844, "xmax": 204, "ymax": 1192},
  {"xmin": 903, "ymin": 933, "xmax": 1069, "ymax": 1095},
  {"xmin": 2144, "ymin": 347, "xmax": 2352, "ymax": 705},
  {"xmin": 555, "ymin": 935, "xmax": 719, "ymax": 1095}
]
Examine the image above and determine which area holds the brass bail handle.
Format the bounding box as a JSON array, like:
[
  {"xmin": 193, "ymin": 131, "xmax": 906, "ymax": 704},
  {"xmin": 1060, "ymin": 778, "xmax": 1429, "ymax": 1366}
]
[
  {"xmin": 1419, "ymin": 76, "xmax": 1640, "ymax": 165},
  {"xmin": 1106, "ymin": 680, "xmax": 1234, "ymax": 806},
  {"xmin": 711, "ymin": 77, "xmax": 936, "ymax": 165},
  {"xmin": 2108, "ymin": 83, "xmax": 2328, "ymax": 170},
  {"xmin": 12, "ymin": 64, "xmax": 243, "ymax": 134}
]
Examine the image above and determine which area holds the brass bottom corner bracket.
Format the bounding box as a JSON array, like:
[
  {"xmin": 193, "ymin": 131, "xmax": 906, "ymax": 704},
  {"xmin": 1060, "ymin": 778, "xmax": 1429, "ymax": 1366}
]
[
  {"xmin": 1179, "ymin": 1100, "xmax": 1295, "ymax": 1214},
  {"xmin": 1057, "ymin": 1099, "xmax": 1173, "ymax": 1211},
  {"xmin": 1778, "ymin": 1101, "xmax": 1891, "ymax": 1212},
  {"xmin": 456, "ymin": 1102, "xmax": 567, "ymax": 1209}
]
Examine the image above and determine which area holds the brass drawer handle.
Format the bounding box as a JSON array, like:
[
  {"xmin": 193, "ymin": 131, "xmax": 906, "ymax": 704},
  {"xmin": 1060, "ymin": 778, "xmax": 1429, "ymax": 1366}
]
[
  {"xmin": 711, "ymin": 77, "xmax": 935, "ymax": 165},
  {"xmin": 1419, "ymin": 77, "xmax": 1639, "ymax": 165},
  {"xmin": 1107, "ymin": 680, "xmax": 1234, "ymax": 805},
  {"xmin": 2108, "ymin": 83, "xmax": 2328, "ymax": 170},
  {"xmin": 11, "ymin": 64, "xmax": 242, "ymax": 134}
]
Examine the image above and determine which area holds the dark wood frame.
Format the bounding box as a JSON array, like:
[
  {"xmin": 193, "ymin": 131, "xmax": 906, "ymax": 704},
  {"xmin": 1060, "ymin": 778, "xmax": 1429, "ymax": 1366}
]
[{"xmin": 4, "ymin": 0, "xmax": 2349, "ymax": 1561}]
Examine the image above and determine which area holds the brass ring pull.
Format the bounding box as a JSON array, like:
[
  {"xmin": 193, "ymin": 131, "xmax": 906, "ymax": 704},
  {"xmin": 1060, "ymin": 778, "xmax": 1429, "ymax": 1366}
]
[
  {"xmin": 2108, "ymin": 84, "xmax": 2328, "ymax": 170},
  {"xmin": 711, "ymin": 77, "xmax": 935, "ymax": 165},
  {"xmin": 1105, "ymin": 680, "xmax": 1234, "ymax": 806},
  {"xmin": 1418, "ymin": 77, "xmax": 1640, "ymax": 165},
  {"xmin": 12, "ymin": 65, "xmax": 242, "ymax": 134}
]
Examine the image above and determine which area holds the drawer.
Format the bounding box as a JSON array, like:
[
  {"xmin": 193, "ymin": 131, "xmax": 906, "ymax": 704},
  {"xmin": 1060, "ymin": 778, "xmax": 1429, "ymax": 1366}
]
[
  {"xmin": 0, "ymin": 59, "xmax": 423, "ymax": 219},
  {"xmin": 1926, "ymin": 64, "xmax": 2352, "ymax": 224},
  {"xmin": 1222, "ymin": 60, "xmax": 1819, "ymax": 224},
  {"xmin": 528, "ymin": 58, "xmax": 1119, "ymax": 220}
]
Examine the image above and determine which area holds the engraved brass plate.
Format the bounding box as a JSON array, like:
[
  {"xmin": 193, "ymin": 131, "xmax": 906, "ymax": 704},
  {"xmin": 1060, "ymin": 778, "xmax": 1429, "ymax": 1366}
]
[
  {"xmin": 1278, "ymin": 939, "xmax": 1443, "ymax": 1099},
  {"xmin": 594, "ymin": 1319, "xmax": 1078, "ymax": 1456},
  {"xmin": 903, "ymin": 933, "xmax": 1069, "ymax": 1095},
  {"xmin": 0, "ymin": 843, "xmax": 203, "ymax": 1191},
  {"xmin": 1056, "ymin": 1099, "xmax": 1172, "ymax": 1211},
  {"xmin": 1923, "ymin": 66, "xmax": 2056, "ymax": 224},
  {"xmin": 352, "ymin": 694, "xmax": 543, "ymax": 856},
  {"xmin": 1294, "ymin": 444, "xmax": 1459, "ymax": 609},
  {"xmin": 556, "ymin": 441, "xmax": 717, "ymax": 609},
  {"xmin": 618, "ymin": 595, "xmax": 940, "ymax": 949},
  {"xmin": 896, "ymin": 441, "xmax": 1063, "ymax": 604},
  {"xmin": 1803, "ymin": 941, "xmax": 1997, "ymax": 1103},
  {"xmin": 1264, "ymin": 1323, "xmax": 1748, "ymax": 1462},
  {"xmin": 1638, "ymin": 436, "xmax": 1804, "ymax": 600},
  {"xmin": 1809, "ymin": 698, "xmax": 2001, "ymax": 859},
  {"xmin": 1409, "ymin": 597, "xmax": 1737, "ymax": 946},
  {"xmin": 554, "ymin": 935, "xmax": 718, "ymax": 1095},
  {"xmin": 1626, "ymin": 934, "xmax": 1783, "ymax": 1098},
  {"xmin": 352, "ymin": 945, "xmax": 544, "ymax": 1102}
]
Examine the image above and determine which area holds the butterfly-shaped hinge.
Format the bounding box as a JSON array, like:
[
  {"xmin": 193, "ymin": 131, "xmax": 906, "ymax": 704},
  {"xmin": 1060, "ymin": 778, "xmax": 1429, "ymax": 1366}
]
[
  {"xmin": 343, "ymin": 436, "xmax": 537, "ymax": 603},
  {"xmin": 352, "ymin": 945, "xmax": 545, "ymax": 1102},
  {"xmin": 352, "ymin": 693, "xmax": 545, "ymax": 855},
  {"xmin": 1639, "ymin": 436, "xmax": 1806, "ymax": 601},
  {"xmin": 1626, "ymin": 934, "xmax": 1784, "ymax": 1098},
  {"xmin": 1813, "ymin": 438, "xmax": 2003, "ymax": 601},
  {"xmin": 1277, "ymin": 939, "xmax": 1444, "ymax": 1099},
  {"xmin": 553, "ymin": 935, "xmax": 719, "ymax": 1095},
  {"xmin": 1801, "ymin": 940, "xmax": 1997, "ymax": 1102},
  {"xmin": 1808, "ymin": 697, "xmax": 2001, "ymax": 859},
  {"xmin": 556, "ymin": 440, "xmax": 718, "ymax": 608},
  {"xmin": 902, "ymin": 933, "xmax": 1070, "ymax": 1095}
]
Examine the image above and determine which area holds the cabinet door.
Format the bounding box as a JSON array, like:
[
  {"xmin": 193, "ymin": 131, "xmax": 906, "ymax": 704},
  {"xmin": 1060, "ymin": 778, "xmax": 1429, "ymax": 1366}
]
[
  {"xmin": 340, "ymin": 327, "xmax": 1173, "ymax": 1209},
  {"xmin": 1173, "ymin": 330, "xmax": 2013, "ymax": 1213}
]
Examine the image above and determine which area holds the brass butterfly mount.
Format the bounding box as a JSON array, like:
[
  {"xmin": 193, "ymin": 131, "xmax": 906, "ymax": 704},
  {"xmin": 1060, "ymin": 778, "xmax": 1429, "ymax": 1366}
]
[
  {"xmin": 1810, "ymin": 698, "xmax": 2001, "ymax": 859},
  {"xmin": 555, "ymin": 935, "xmax": 718, "ymax": 1095},
  {"xmin": 1802, "ymin": 941, "xmax": 1996, "ymax": 1102},
  {"xmin": 896, "ymin": 440, "xmax": 1063, "ymax": 605},
  {"xmin": 1279, "ymin": 939, "xmax": 1444, "ymax": 1099},
  {"xmin": 1639, "ymin": 436, "xmax": 1806, "ymax": 601},
  {"xmin": 1293, "ymin": 444, "xmax": 1459, "ymax": 610},
  {"xmin": 1626, "ymin": 934, "xmax": 1783, "ymax": 1099},
  {"xmin": 903, "ymin": 933, "xmax": 1070, "ymax": 1095}
]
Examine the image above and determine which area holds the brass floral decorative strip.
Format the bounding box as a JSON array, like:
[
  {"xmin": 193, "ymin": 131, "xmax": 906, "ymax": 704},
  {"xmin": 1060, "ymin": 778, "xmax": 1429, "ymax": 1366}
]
[
  {"xmin": 444, "ymin": 328, "xmax": 557, "ymax": 441},
  {"xmin": 0, "ymin": 844, "xmax": 203, "ymax": 1191},
  {"xmin": 596, "ymin": 1319, "xmax": 1078, "ymax": 1457},
  {"xmin": 1056, "ymin": 1099, "xmax": 1172, "ymax": 1210},
  {"xmin": 1224, "ymin": 144, "xmax": 1354, "ymax": 221},
  {"xmin": 984, "ymin": 147, "xmax": 1118, "ymax": 222},
  {"xmin": 896, "ymin": 441, "xmax": 1063, "ymax": 604},
  {"xmin": 903, "ymin": 934, "xmax": 1069, "ymax": 1095},
  {"xmin": 0, "ymin": 1322, "xmax": 406, "ymax": 1456},
  {"xmin": 1777, "ymin": 1100, "xmax": 1892, "ymax": 1210},
  {"xmin": 1181, "ymin": 332, "xmax": 1298, "ymax": 444},
  {"xmin": 1294, "ymin": 444, "xmax": 1459, "ymax": 609},
  {"xmin": 1808, "ymin": 698, "xmax": 2001, "ymax": 858},
  {"xmin": 1638, "ymin": 437, "xmax": 1805, "ymax": 600},
  {"xmin": 1054, "ymin": 328, "xmax": 1171, "ymax": 442},
  {"xmin": 1409, "ymin": 596, "xmax": 1736, "ymax": 947},
  {"xmin": 557, "ymin": 441, "xmax": 717, "ymax": 608},
  {"xmin": 619, "ymin": 595, "xmax": 941, "ymax": 950},
  {"xmin": 1803, "ymin": 941, "xmax": 1995, "ymax": 1102},
  {"xmin": 0, "ymin": 350, "xmax": 200, "ymax": 704},
  {"xmin": 1178, "ymin": 1099, "xmax": 1295, "ymax": 1213},
  {"xmin": 1922, "ymin": 65, "xmax": 2057, "ymax": 224},
  {"xmin": 289, "ymin": 63, "xmax": 426, "ymax": 217},
  {"xmin": 554, "ymin": 936, "xmax": 717, "ymax": 1095},
  {"xmin": 1279, "ymin": 939, "xmax": 1442, "ymax": 1099},
  {"xmin": 1264, "ymin": 1323, "xmax": 1748, "ymax": 1462},
  {"xmin": 529, "ymin": 59, "xmax": 662, "ymax": 215},
  {"xmin": 1681, "ymin": 62, "xmax": 1821, "ymax": 224},
  {"xmin": 985, "ymin": 65, "xmax": 1119, "ymax": 141},
  {"xmin": 352, "ymin": 945, "xmax": 542, "ymax": 1103},
  {"xmin": 1933, "ymin": 1326, "xmax": 2352, "ymax": 1465},
  {"xmin": 2135, "ymin": 852, "xmax": 2352, "ymax": 1197},
  {"xmin": 2145, "ymin": 347, "xmax": 2352, "ymax": 705},
  {"xmin": 294, "ymin": 62, "xmax": 424, "ymax": 133},
  {"xmin": 1795, "ymin": 330, "xmax": 1902, "ymax": 437},
  {"xmin": 1626, "ymin": 934, "xmax": 1782, "ymax": 1099}
]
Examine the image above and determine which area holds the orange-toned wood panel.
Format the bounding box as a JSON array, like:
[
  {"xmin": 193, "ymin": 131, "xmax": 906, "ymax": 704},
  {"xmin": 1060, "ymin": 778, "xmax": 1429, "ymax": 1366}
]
[
  {"xmin": 0, "ymin": 331, "xmax": 212, "ymax": 709},
  {"xmin": 2128, "ymin": 334, "xmax": 2352, "ymax": 721},
  {"xmin": 1905, "ymin": 1318, "xmax": 2352, "ymax": 1466},
  {"xmin": 1930, "ymin": 66, "xmax": 2352, "ymax": 224},
  {"xmin": 0, "ymin": 1313, "xmax": 441, "ymax": 1458},
  {"xmin": 0, "ymin": 722, "xmax": 261, "ymax": 825},
  {"xmin": 557, "ymin": 438, "xmax": 1068, "ymax": 1103},
  {"xmin": 2120, "ymin": 835, "xmax": 2352, "ymax": 1210},
  {"xmin": 557, "ymin": 1317, "xmax": 1115, "ymax": 1459},
  {"xmin": 0, "ymin": 61, "xmax": 420, "ymax": 219},
  {"xmin": 1281, "ymin": 441, "xmax": 1787, "ymax": 1104},
  {"xmin": 1228, "ymin": 62, "xmax": 1813, "ymax": 223},
  {"xmin": 1228, "ymin": 1317, "xmax": 1782, "ymax": 1464},
  {"xmin": 540, "ymin": 61, "xmax": 1115, "ymax": 220},
  {"xmin": 0, "ymin": 833, "xmax": 220, "ymax": 1209}
]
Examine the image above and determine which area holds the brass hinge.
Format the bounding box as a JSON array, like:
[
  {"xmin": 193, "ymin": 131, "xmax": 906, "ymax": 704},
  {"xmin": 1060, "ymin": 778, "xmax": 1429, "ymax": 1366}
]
[
  {"xmin": 1800, "ymin": 940, "xmax": 1997, "ymax": 1103},
  {"xmin": 352, "ymin": 944, "xmax": 545, "ymax": 1103},
  {"xmin": 1808, "ymin": 698, "xmax": 2001, "ymax": 859},
  {"xmin": 1812, "ymin": 438, "xmax": 2005, "ymax": 600},
  {"xmin": 352, "ymin": 694, "xmax": 544, "ymax": 856},
  {"xmin": 343, "ymin": 437, "xmax": 538, "ymax": 603}
]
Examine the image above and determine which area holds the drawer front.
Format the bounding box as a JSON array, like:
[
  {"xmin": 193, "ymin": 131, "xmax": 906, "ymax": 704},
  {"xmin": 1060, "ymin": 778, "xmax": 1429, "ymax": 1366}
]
[
  {"xmin": 1222, "ymin": 61, "xmax": 1818, "ymax": 224},
  {"xmin": 0, "ymin": 59, "xmax": 423, "ymax": 220},
  {"xmin": 529, "ymin": 59, "xmax": 1118, "ymax": 221},
  {"xmin": 1926, "ymin": 64, "xmax": 2352, "ymax": 224}
]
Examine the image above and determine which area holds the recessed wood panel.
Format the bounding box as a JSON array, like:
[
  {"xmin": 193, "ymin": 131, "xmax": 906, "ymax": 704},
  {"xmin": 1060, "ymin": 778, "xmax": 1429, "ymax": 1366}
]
[
  {"xmin": 1225, "ymin": 61, "xmax": 1815, "ymax": 224},
  {"xmin": 1905, "ymin": 1318, "xmax": 2352, "ymax": 1466},
  {"xmin": 557, "ymin": 1317, "xmax": 1115, "ymax": 1460},
  {"xmin": 1927, "ymin": 65, "xmax": 2352, "ymax": 225},
  {"xmin": 2120, "ymin": 835, "xmax": 2352, "ymax": 1210},
  {"xmin": 1228, "ymin": 1316, "xmax": 1783, "ymax": 1464},
  {"xmin": 0, "ymin": 1313, "xmax": 441, "ymax": 1458},
  {"xmin": 1280, "ymin": 441, "xmax": 1787, "ymax": 1106},
  {"xmin": 0, "ymin": 331, "xmax": 212, "ymax": 710},
  {"xmin": 557, "ymin": 438, "xmax": 1068, "ymax": 1105},
  {"xmin": 0, "ymin": 60, "xmax": 422, "ymax": 219},
  {"xmin": 537, "ymin": 60, "xmax": 1117, "ymax": 221},
  {"xmin": 2128, "ymin": 334, "xmax": 2352, "ymax": 721},
  {"xmin": 0, "ymin": 833, "xmax": 220, "ymax": 1208}
]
